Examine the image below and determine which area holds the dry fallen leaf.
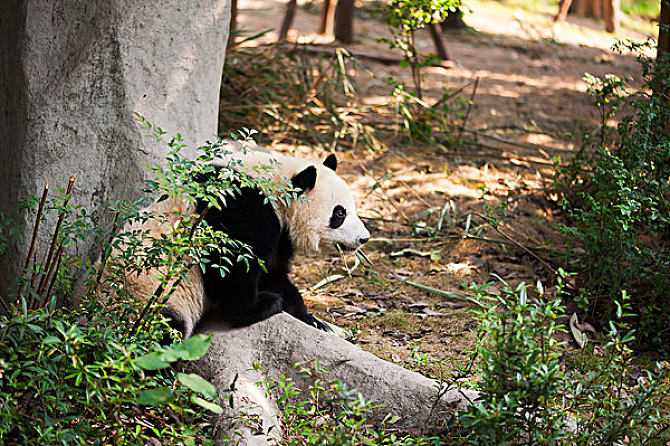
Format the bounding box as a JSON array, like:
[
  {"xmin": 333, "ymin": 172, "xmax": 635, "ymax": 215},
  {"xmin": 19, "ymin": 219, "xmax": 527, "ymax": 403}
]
[{"xmin": 569, "ymin": 313, "xmax": 587, "ymax": 349}]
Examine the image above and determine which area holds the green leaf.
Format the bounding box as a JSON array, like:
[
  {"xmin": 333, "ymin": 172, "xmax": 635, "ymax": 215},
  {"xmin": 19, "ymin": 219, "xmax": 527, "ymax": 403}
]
[
  {"xmin": 137, "ymin": 387, "xmax": 174, "ymax": 405},
  {"xmin": 135, "ymin": 352, "xmax": 171, "ymax": 370},
  {"xmin": 170, "ymin": 334, "xmax": 213, "ymax": 360},
  {"xmin": 42, "ymin": 335, "xmax": 60, "ymax": 345},
  {"xmin": 190, "ymin": 395, "xmax": 223, "ymax": 414},
  {"xmin": 177, "ymin": 372, "xmax": 216, "ymax": 399}
]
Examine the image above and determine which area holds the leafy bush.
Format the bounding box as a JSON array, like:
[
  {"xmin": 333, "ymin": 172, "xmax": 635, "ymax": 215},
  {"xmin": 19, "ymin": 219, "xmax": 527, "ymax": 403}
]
[
  {"xmin": 555, "ymin": 40, "xmax": 670, "ymax": 350},
  {"xmin": 0, "ymin": 124, "xmax": 292, "ymax": 444},
  {"xmin": 454, "ymin": 273, "xmax": 670, "ymax": 445}
]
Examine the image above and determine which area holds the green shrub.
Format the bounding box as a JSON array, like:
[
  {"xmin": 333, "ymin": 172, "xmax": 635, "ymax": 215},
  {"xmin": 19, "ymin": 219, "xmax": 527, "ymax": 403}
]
[
  {"xmin": 0, "ymin": 124, "xmax": 294, "ymax": 444},
  {"xmin": 455, "ymin": 272, "xmax": 670, "ymax": 445},
  {"xmin": 555, "ymin": 40, "xmax": 670, "ymax": 350}
]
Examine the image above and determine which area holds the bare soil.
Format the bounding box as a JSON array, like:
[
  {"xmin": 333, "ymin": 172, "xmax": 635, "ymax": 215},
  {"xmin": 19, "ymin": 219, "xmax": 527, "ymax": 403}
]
[{"xmin": 231, "ymin": 0, "xmax": 653, "ymax": 370}]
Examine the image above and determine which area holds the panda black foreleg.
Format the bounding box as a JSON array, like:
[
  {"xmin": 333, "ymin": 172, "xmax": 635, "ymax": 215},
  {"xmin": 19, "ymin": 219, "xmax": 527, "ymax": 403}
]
[
  {"xmin": 206, "ymin": 265, "xmax": 284, "ymax": 327},
  {"xmin": 225, "ymin": 290, "xmax": 283, "ymax": 326},
  {"xmin": 263, "ymin": 274, "xmax": 327, "ymax": 330}
]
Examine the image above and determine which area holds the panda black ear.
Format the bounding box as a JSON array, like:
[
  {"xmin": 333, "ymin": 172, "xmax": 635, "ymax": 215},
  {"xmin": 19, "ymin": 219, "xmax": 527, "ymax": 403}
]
[
  {"xmin": 323, "ymin": 154, "xmax": 337, "ymax": 172},
  {"xmin": 291, "ymin": 166, "xmax": 317, "ymax": 194}
]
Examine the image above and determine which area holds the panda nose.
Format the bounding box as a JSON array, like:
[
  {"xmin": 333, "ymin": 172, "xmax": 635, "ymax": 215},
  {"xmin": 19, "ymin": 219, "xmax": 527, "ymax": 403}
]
[{"xmin": 359, "ymin": 237, "xmax": 369, "ymax": 245}]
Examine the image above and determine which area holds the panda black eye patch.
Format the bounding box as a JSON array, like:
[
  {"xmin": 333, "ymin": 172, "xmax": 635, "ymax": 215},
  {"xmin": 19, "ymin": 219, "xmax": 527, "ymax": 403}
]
[{"xmin": 329, "ymin": 205, "xmax": 346, "ymax": 228}]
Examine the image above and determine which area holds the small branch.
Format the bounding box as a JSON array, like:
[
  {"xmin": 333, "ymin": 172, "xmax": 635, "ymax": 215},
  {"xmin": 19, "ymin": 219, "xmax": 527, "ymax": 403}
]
[
  {"xmin": 462, "ymin": 129, "xmax": 577, "ymax": 155},
  {"xmin": 476, "ymin": 212, "xmax": 558, "ymax": 275},
  {"xmin": 393, "ymin": 275, "xmax": 484, "ymax": 308},
  {"xmin": 457, "ymin": 77, "xmax": 480, "ymax": 141},
  {"xmin": 36, "ymin": 244, "xmax": 65, "ymax": 308},
  {"xmin": 23, "ymin": 182, "xmax": 49, "ymax": 273},
  {"xmin": 37, "ymin": 175, "xmax": 76, "ymax": 294},
  {"xmin": 94, "ymin": 211, "xmax": 121, "ymax": 301}
]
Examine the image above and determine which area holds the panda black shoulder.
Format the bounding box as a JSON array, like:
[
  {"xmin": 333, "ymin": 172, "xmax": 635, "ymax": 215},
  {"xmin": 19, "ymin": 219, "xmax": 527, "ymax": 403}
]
[{"xmin": 196, "ymin": 183, "xmax": 282, "ymax": 265}]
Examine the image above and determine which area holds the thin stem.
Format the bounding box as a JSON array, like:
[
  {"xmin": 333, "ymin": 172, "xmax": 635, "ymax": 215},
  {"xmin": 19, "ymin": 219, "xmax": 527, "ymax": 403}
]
[
  {"xmin": 23, "ymin": 182, "xmax": 49, "ymax": 273},
  {"xmin": 37, "ymin": 174, "xmax": 76, "ymax": 295}
]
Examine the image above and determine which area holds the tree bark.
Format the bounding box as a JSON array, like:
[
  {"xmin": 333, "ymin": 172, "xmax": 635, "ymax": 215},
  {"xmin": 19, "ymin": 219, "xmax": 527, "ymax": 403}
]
[
  {"xmin": 428, "ymin": 23, "xmax": 450, "ymax": 60},
  {"xmin": 0, "ymin": 0, "xmax": 232, "ymax": 296},
  {"xmin": 278, "ymin": 0, "xmax": 297, "ymax": 42},
  {"xmin": 659, "ymin": 0, "xmax": 670, "ymax": 62},
  {"xmin": 334, "ymin": 0, "xmax": 355, "ymax": 44},
  {"xmin": 319, "ymin": 0, "xmax": 336, "ymax": 35},
  {"xmin": 555, "ymin": 0, "xmax": 574, "ymax": 21},
  {"xmin": 603, "ymin": 0, "xmax": 620, "ymax": 33}
]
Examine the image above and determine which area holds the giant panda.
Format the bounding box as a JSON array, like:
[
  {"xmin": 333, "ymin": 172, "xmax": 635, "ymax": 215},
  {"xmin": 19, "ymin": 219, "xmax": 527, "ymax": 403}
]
[{"xmin": 107, "ymin": 149, "xmax": 370, "ymax": 338}]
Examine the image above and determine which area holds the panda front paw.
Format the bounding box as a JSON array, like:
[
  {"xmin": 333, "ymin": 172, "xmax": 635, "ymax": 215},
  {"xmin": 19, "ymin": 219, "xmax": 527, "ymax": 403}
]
[{"xmin": 306, "ymin": 315, "xmax": 328, "ymax": 331}]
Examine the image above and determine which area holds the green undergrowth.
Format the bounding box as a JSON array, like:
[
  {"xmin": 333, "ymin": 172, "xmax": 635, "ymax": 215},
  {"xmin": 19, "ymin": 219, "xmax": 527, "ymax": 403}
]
[
  {"xmin": 555, "ymin": 40, "xmax": 670, "ymax": 351},
  {"xmin": 0, "ymin": 124, "xmax": 299, "ymax": 445}
]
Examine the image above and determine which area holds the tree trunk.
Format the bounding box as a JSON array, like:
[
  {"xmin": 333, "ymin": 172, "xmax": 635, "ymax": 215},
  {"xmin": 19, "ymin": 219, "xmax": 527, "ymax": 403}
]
[
  {"xmin": 0, "ymin": 0, "xmax": 232, "ymax": 295},
  {"xmin": 319, "ymin": 0, "xmax": 336, "ymax": 35},
  {"xmin": 228, "ymin": 0, "xmax": 239, "ymax": 51},
  {"xmin": 555, "ymin": 0, "xmax": 574, "ymax": 21},
  {"xmin": 659, "ymin": 0, "xmax": 670, "ymax": 62},
  {"xmin": 334, "ymin": 0, "xmax": 355, "ymax": 44},
  {"xmin": 603, "ymin": 0, "xmax": 620, "ymax": 33},
  {"xmin": 278, "ymin": 0, "xmax": 297, "ymax": 42},
  {"xmin": 428, "ymin": 22, "xmax": 450, "ymax": 60}
]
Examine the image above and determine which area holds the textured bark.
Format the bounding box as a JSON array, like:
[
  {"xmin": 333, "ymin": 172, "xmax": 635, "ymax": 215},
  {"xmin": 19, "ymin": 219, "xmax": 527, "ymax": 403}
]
[
  {"xmin": 189, "ymin": 312, "xmax": 478, "ymax": 444},
  {"xmin": 0, "ymin": 0, "xmax": 231, "ymax": 294},
  {"xmin": 334, "ymin": 0, "xmax": 355, "ymax": 44}
]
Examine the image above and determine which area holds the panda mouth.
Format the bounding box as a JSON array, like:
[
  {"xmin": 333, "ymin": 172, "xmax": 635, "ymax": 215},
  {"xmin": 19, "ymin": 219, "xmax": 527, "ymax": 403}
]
[{"xmin": 334, "ymin": 242, "xmax": 360, "ymax": 253}]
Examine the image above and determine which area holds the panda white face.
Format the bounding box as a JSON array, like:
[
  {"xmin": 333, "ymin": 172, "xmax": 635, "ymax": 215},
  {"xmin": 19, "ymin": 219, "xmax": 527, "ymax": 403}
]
[{"xmin": 285, "ymin": 154, "xmax": 370, "ymax": 254}]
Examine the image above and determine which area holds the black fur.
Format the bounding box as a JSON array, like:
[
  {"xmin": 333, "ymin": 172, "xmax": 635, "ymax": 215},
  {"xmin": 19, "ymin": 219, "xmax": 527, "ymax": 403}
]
[
  {"xmin": 193, "ymin": 168, "xmax": 323, "ymax": 329},
  {"xmin": 160, "ymin": 306, "xmax": 186, "ymax": 344},
  {"xmin": 291, "ymin": 166, "xmax": 317, "ymax": 193},
  {"xmin": 323, "ymin": 154, "xmax": 337, "ymax": 171}
]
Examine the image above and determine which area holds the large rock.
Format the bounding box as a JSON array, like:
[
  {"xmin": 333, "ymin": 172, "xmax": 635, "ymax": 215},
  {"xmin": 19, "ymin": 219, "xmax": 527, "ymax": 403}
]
[
  {"xmin": 0, "ymin": 0, "xmax": 231, "ymax": 292},
  {"xmin": 190, "ymin": 312, "xmax": 477, "ymax": 444}
]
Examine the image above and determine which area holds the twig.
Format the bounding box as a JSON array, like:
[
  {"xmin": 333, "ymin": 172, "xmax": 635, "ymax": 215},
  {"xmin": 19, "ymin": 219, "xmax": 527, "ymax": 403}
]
[
  {"xmin": 475, "ymin": 212, "xmax": 558, "ymax": 274},
  {"xmin": 393, "ymin": 275, "xmax": 483, "ymax": 308},
  {"xmin": 93, "ymin": 211, "xmax": 121, "ymax": 301},
  {"xmin": 37, "ymin": 174, "xmax": 76, "ymax": 295},
  {"xmin": 462, "ymin": 129, "xmax": 577, "ymax": 154},
  {"xmin": 452, "ymin": 145, "xmax": 563, "ymax": 167},
  {"xmin": 359, "ymin": 164, "xmax": 412, "ymax": 223},
  {"xmin": 396, "ymin": 178, "xmax": 432, "ymax": 209},
  {"xmin": 23, "ymin": 182, "xmax": 49, "ymax": 273},
  {"xmin": 36, "ymin": 244, "xmax": 64, "ymax": 307},
  {"xmin": 457, "ymin": 76, "xmax": 480, "ymax": 141},
  {"xmin": 370, "ymin": 235, "xmax": 567, "ymax": 255}
]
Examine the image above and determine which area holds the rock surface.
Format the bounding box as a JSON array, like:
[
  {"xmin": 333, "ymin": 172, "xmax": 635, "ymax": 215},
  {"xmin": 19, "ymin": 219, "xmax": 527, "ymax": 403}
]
[
  {"xmin": 0, "ymin": 0, "xmax": 231, "ymax": 292},
  {"xmin": 190, "ymin": 312, "xmax": 478, "ymax": 444}
]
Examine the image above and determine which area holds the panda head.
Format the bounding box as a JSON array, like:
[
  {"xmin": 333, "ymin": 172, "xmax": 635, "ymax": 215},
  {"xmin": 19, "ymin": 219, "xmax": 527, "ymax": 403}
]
[{"xmin": 284, "ymin": 154, "xmax": 370, "ymax": 254}]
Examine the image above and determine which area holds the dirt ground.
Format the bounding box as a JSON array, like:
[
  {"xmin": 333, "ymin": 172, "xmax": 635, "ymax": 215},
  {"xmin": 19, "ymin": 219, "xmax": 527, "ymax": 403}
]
[{"xmin": 230, "ymin": 0, "xmax": 654, "ymax": 370}]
